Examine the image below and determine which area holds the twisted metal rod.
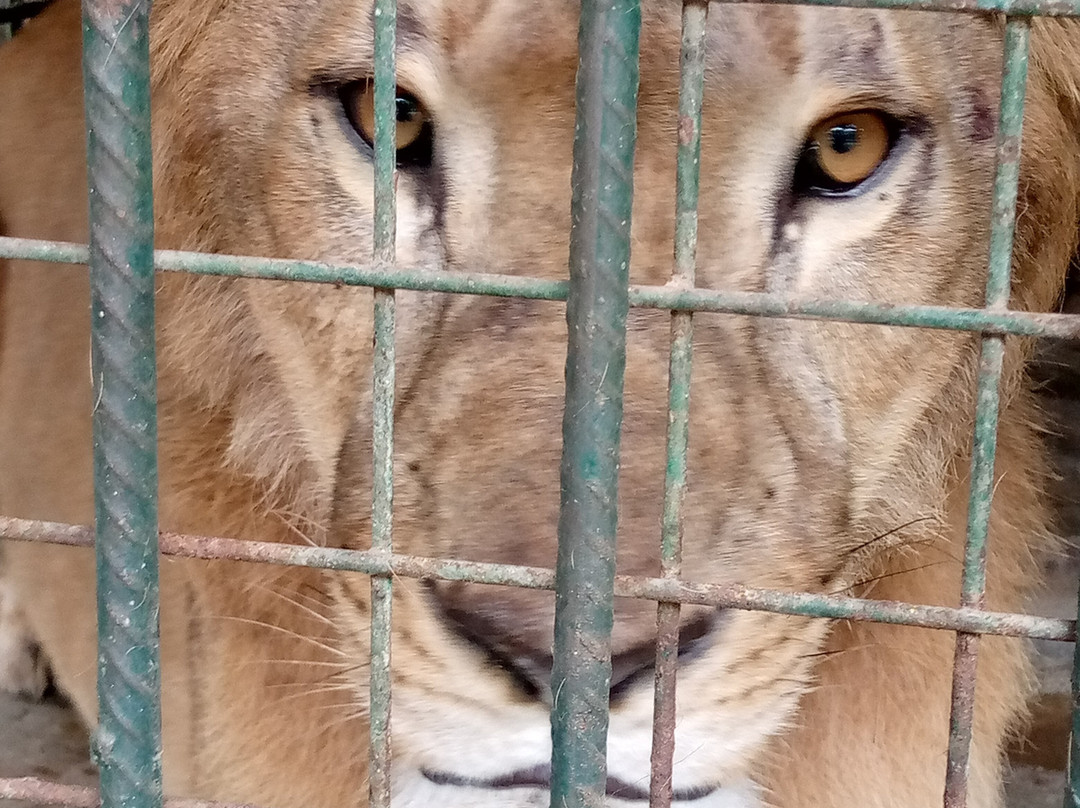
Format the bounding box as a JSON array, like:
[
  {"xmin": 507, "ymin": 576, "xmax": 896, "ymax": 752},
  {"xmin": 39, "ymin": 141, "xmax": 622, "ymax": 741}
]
[
  {"xmin": 81, "ymin": 0, "xmax": 163, "ymax": 806},
  {"xmin": 550, "ymin": 2, "xmax": 641, "ymax": 805}
]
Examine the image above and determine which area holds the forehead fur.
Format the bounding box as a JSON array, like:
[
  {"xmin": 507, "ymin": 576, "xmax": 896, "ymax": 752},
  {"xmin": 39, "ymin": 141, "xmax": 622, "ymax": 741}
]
[{"xmin": 149, "ymin": 0, "xmax": 1002, "ymax": 115}]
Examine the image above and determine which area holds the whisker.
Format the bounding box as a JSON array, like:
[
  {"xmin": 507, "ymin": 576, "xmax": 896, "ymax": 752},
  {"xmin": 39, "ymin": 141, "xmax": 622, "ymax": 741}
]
[
  {"xmin": 269, "ymin": 507, "xmax": 327, "ymax": 548},
  {"xmin": 234, "ymin": 658, "xmax": 351, "ymax": 669},
  {"xmin": 321, "ymin": 709, "xmax": 368, "ymax": 732},
  {"xmin": 836, "ymin": 560, "xmax": 949, "ymax": 595},
  {"xmin": 796, "ymin": 647, "xmax": 849, "ymax": 661},
  {"xmin": 207, "ymin": 614, "xmax": 348, "ymax": 658},
  {"xmin": 845, "ymin": 516, "xmax": 936, "ymax": 558},
  {"xmin": 249, "ymin": 581, "xmax": 337, "ymax": 628},
  {"xmin": 267, "ymin": 683, "xmax": 357, "ymax": 705},
  {"xmin": 295, "ymin": 581, "xmax": 335, "ymax": 609}
]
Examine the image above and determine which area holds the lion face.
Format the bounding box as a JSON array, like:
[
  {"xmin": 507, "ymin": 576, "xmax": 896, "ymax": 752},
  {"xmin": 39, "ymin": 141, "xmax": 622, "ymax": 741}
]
[{"xmin": 141, "ymin": 1, "xmax": 1077, "ymax": 804}]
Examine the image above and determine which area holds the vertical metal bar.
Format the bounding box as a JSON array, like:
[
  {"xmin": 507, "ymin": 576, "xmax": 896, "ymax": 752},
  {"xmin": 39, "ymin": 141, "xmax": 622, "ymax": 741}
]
[
  {"xmin": 81, "ymin": 0, "xmax": 163, "ymax": 806},
  {"xmin": 942, "ymin": 17, "xmax": 1029, "ymax": 808},
  {"xmin": 0, "ymin": 0, "xmax": 11, "ymax": 44},
  {"xmin": 550, "ymin": 2, "xmax": 641, "ymax": 806},
  {"xmin": 1068, "ymin": 578, "xmax": 1080, "ymax": 807},
  {"xmin": 649, "ymin": 3, "xmax": 706, "ymax": 806},
  {"xmin": 369, "ymin": 0, "xmax": 397, "ymax": 806}
]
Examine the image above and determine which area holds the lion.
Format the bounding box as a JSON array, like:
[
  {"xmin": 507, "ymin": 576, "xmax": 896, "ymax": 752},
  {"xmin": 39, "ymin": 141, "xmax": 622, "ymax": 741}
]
[{"xmin": 2, "ymin": 0, "xmax": 1080, "ymax": 805}]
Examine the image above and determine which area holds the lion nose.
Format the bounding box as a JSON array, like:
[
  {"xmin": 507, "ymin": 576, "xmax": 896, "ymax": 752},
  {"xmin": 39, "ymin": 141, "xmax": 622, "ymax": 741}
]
[{"xmin": 427, "ymin": 582, "xmax": 716, "ymax": 701}]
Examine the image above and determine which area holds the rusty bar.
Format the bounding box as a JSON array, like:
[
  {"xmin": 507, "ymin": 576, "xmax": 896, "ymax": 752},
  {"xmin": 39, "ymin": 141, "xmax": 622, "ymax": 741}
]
[
  {"xmin": 0, "ymin": 778, "xmax": 98, "ymax": 808},
  {"xmin": 1, "ymin": 516, "xmax": 1072, "ymax": 642},
  {"xmin": 650, "ymin": 2, "xmax": 707, "ymax": 805},
  {"xmin": 0, "ymin": 777, "xmax": 263, "ymax": 808},
  {"xmin": 369, "ymin": 0, "xmax": 397, "ymax": 804}
]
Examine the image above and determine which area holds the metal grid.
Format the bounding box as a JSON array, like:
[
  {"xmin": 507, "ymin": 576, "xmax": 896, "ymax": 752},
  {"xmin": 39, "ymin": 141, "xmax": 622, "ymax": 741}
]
[{"xmin": 1, "ymin": 0, "xmax": 1080, "ymax": 807}]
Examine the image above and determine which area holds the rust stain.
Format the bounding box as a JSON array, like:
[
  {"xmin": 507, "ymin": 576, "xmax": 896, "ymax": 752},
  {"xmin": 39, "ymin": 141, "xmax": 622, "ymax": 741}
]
[{"xmin": 678, "ymin": 115, "xmax": 695, "ymax": 146}]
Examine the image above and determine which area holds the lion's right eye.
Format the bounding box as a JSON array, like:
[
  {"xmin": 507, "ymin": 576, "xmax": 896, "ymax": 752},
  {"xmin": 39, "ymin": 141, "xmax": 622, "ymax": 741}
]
[
  {"xmin": 794, "ymin": 110, "xmax": 897, "ymax": 196},
  {"xmin": 339, "ymin": 79, "xmax": 434, "ymax": 168}
]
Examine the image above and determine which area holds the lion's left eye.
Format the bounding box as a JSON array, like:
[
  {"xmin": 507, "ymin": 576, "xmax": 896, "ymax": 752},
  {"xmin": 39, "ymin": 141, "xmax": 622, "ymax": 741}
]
[
  {"xmin": 339, "ymin": 79, "xmax": 433, "ymax": 168},
  {"xmin": 794, "ymin": 110, "xmax": 896, "ymax": 195}
]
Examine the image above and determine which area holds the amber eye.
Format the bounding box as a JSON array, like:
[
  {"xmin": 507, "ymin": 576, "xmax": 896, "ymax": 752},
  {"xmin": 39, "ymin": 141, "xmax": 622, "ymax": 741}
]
[
  {"xmin": 795, "ymin": 111, "xmax": 895, "ymax": 194},
  {"xmin": 340, "ymin": 79, "xmax": 433, "ymax": 167}
]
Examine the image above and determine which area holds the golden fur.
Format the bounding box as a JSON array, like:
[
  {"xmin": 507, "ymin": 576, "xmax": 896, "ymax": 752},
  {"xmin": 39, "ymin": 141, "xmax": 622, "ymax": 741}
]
[{"xmin": 3, "ymin": 1, "xmax": 1080, "ymax": 805}]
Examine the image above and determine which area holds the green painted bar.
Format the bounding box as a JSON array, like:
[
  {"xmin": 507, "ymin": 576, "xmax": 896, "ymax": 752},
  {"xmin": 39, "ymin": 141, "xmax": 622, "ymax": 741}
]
[
  {"xmin": 983, "ymin": 21, "xmax": 1030, "ymax": 313},
  {"xmin": 550, "ymin": 1, "xmax": 641, "ymax": 805},
  {"xmin": 651, "ymin": 3, "xmax": 707, "ymax": 805},
  {"xmin": 80, "ymin": 0, "xmax": 164, "ymax": 806},
  {"xmin": 372, "ymin": 0, "xmax": 396, "ymax": 268},
  {"xmin": 8, "ymin": 236, "xmax": 1080, "ymax": 339},
  {"xmin": 5, "ymin": 515, "xmax": 1075, "ymax": 642},
  {"xmin": 369, "ymin": 0, "xmax": 397, "ymax": 805},
  {"xmin": 943, "ymin": 18, "xmax": 1030, "ymax": 808},
  {"xmin": 624, "ymin": 285, "xmax": 1078, "ymax": 337}
]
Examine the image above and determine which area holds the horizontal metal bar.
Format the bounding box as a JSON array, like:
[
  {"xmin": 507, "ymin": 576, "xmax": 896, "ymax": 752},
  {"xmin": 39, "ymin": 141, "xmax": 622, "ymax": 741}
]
[
  {"xmin": 4, "ymin": 236, "xmax": 1080, "ymax": 339},
  {"xmin": 0, "ymin": 777, "xmax": 259, "ymax": 808},
  {"xmin": 1, "ymin": 516, "xmax": 1071, "ymax": 641},
  {"xmin": 0, "ymin": 236, "xmax": 568, "ymax": 298},
  {"xmin": 626, "ymin": 286, "xmax": 1080, "ymax": 337},
  {"xmin": 718, "ymin": 0, "xmax": 1080, "ymax": 16}
]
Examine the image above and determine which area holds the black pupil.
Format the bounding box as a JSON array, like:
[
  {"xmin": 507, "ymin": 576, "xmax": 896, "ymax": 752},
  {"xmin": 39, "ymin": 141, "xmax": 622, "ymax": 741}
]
[
  {"xmin": 396, "ymin": 95, "xmax": 420, "ymax": 123},
  {"xmin": 828, "ymin": 123, "xmax": 859, "ymax": 154}
]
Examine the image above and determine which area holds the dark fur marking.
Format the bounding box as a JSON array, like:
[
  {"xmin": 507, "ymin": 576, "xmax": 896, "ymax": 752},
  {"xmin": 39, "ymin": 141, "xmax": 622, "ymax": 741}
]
[
  {"xmin": 966, "ymin": 87, "xmax": 996, "ymax": 143},
  {"xmin": 859, "ymin": 18, "xmax": 885, "ymax": 72}
]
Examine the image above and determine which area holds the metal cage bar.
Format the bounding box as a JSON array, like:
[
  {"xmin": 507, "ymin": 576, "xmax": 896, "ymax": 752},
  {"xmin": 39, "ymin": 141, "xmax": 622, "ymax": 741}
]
[
  {"xmin": 13, "ymin": 235, "xmax": 1080, "ymax": 339},
  {"xmin": 1, "ymin": 514, "xmax": 1076, "ymax": 641},
  {"xmin": 80, "ymin": 0, "xmax": 164, "ymax": 806},
  {"xmin": 0, "ymin": 0, "xmax": 11, "ymax": 42},
  {"xmin": 369, "ymin": 0, "xmax": 398, "ymax": 805},
  {"xmin": 549, "ymin": 1, "xmax": 641, "ymax": 803},
  {"xmin": 942, "ymin": 18, "xmax": 1031, "ymax": 807},
  {"xmin": 1070, "ymin": 591, "xmax": 1080, "ymax": 806},
  {"xmin": 649, "ymin": 3, "xmax": 708, "ymax": 805}
]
